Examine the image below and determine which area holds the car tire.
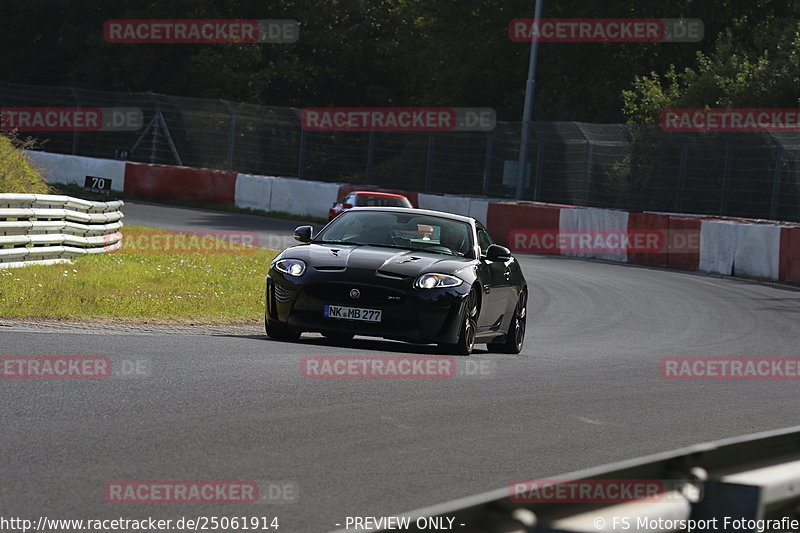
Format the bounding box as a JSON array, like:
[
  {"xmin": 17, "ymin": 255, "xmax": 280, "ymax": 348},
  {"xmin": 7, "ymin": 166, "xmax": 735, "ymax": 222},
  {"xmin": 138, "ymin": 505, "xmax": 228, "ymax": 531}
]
[
  {"xmin": 487, "ymin": 290, "xmax": 526, "ymax": 354},
  {"xmin": 265, "ymin": 316, "xmax": 301, "ymax": 341},
  {"xmin": 440, "ymin": 288, "xmax": 478, "ymax": 356}
]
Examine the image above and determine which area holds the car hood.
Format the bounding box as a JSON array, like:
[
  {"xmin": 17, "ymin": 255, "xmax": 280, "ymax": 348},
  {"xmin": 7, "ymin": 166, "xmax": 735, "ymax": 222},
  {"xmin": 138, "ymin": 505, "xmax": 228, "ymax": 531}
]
[{"xmin": 282, "ymin": 243, "xmax": 473, "ymax": 277}]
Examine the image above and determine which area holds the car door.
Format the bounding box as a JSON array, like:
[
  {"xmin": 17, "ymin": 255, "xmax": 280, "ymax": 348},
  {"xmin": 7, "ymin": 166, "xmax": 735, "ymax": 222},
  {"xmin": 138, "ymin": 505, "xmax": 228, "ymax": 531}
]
[
  {"xmin": 478, "ymin": 225, "xmax": 516, "ymax": 329},
  {"xmin": 475, "ymin": 226, "xmax": 505, "ymax": 330}
]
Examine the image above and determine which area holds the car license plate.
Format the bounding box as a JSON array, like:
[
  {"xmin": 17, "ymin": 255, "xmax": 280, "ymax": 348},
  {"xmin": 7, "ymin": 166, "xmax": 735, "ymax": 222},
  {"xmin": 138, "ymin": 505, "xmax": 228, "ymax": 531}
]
[{"xmin": 323, "ymin": 305, "xmax": 382, "ymax": 322}]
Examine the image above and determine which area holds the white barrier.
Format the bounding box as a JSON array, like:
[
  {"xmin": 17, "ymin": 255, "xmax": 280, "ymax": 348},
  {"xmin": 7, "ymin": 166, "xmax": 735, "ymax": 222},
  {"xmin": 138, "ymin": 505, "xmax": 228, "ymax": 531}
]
[
  {"xmin": 699, "ymin": 220, "xmax": 739, "ymax": 275},
  {"xmin": 0, "ymin": 194, "xmax": 123, "ymax": 268},
  {"xmin": 559, "ymin": 207, "xmax": 629, "ymax": 262},
  {"xmin": 734, "ymin": 223, "xmax": 782, "ymax": 279},
  {"xmin": 235, "ymin": 173, "xmax": 339, "ymax": 219},
  {"xmin": 417, "ymin": 194, "xmax": 491, "ymax": 225},
  {"xmin": 25, "ymin": 151, "xmax": 126, "ymax": 191},
  {"xmin": 235, "ymin": 173, "xmax": 274, "ymax": 211},
  {"xmin": 269, "ymin": 177, "xmax": 341, "ymax": 219}
]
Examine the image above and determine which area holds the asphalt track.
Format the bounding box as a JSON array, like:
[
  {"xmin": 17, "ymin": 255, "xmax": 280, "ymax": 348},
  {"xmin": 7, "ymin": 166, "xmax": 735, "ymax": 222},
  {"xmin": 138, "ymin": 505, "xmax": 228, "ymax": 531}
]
[{"xmin": 2, "ymin": 202, "xmax": 800, "ymax": 532}]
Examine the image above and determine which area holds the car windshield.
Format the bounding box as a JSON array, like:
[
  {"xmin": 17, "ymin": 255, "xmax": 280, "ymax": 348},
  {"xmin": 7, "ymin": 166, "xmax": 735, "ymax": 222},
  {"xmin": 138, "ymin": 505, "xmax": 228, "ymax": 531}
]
[
  {"xmin": 316, "ymin": 210, "xmax": 472, "ymax": 256},
  {"xmin": 354, "ymin": 195, "xmax": 411, "ymax": 207}
]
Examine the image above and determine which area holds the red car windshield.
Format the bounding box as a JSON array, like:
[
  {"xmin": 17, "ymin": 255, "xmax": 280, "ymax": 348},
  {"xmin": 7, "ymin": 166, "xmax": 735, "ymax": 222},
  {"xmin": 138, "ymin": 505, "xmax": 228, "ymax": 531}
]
[{"xmin": 354, "ymin": 195, "xmax": 412, "ymax": 208}]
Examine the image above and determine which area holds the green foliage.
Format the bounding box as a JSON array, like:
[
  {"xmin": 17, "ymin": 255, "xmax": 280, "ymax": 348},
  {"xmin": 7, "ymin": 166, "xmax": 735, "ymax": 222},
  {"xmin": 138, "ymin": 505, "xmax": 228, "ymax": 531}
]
[
  {"xmin": 0, "ymin": 134, "xmax": 49, "ymax": 193},
  {"xmin": 624, "ymin": 8, "xmax": 800, "ymax": 122}
]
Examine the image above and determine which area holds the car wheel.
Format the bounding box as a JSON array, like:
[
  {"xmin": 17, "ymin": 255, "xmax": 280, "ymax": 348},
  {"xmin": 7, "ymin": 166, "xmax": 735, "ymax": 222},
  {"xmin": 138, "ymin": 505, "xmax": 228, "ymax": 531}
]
[
  {"xmin": 322, "ymin": 331, "xmax": 355, "ymax": 341},
  {"xmin": 440, "ymin": 288, "xmax": 478, "ymax": 356},
  {"xmin": 265, "ymin": 315, "xmax": 301, "ymax": 341},
  {"xmin": 487, "ymin": 290, "xmax": 526, "ymax": 354}
]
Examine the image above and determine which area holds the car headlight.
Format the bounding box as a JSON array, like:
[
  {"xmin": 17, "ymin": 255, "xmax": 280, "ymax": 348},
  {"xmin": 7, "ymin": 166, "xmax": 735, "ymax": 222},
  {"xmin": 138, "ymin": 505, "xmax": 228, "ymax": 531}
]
[
  {"xmin": 415, "ymin": 273, "xmax": 463, "ymax": 289},
  {"xmin": 274, "ymin": 258, "xmax": 306, "ymax": 277}
]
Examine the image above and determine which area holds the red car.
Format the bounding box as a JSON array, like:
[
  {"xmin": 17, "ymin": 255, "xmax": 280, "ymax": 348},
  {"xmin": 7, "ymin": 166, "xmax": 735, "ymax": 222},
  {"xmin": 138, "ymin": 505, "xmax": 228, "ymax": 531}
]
[{"xmin": 328, "ymin": 191, "xmax": 413, "ymax": 221}]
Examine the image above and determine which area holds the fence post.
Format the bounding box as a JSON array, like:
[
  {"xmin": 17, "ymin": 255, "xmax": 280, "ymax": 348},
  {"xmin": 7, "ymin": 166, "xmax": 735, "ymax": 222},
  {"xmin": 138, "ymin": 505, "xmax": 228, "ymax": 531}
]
[
  {"xmin": 533, "ymin": 140, "xmax": 543, "ymax": 201},
  {"xmin": 221, "ymin": 100, "xmax": 236, "ymax": 171},
  {"xmin": 770, "ymin": 146, "xmax": 784, "ymax": 219},
  {"xmin": 675, "ymin": 141, "xmax": 689, "ymax": 211},
  {"xmin": 627, "ymin": 144, "xmax": 640, "ymax": 212},
  {"xmin": 482, "ymin": 133, "xmax": 494, "ymax": 196},
  {"xmin": 719, "ymin": 146, "xmax": 731, "ymax": 215},
  {"xmin": 365, "ymin": 131, "xmax": 375, "ymax": 183},
  {"xmin": 425, "ymin": 133, "xmax": 435, "ymax": 193},
  {"xmin": 297, "ymin": 128, "xmax": 306, "ymax": 178},
  {"xmin": 69, "ymin": 87, "xmax": 80, "ymax": 155},
  {"xmin": 583, "ymin": 142, "xmax": 593, "ymax": 205}
]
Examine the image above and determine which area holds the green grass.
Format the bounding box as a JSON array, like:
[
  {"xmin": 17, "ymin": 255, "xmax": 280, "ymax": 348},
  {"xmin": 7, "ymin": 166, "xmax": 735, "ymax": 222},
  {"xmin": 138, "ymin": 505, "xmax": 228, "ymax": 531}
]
[
  {"xmin": 0, "ymin": 134, "xmax": 50, "ymax": 194},
  {"xmin": 54, "ymin": 183, "xmax": 329, "ymax": 224},
  {"xmin": 0, "ymin": 226, "xmax": 278, "ymax": 324}
]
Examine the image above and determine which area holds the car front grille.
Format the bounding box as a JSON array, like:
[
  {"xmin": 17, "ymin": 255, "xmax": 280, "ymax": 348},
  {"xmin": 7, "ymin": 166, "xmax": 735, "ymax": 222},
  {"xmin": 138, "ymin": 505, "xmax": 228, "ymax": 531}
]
[{"xmin": 304, "ymin": 283, "xmax": 406, "ymax": 306}]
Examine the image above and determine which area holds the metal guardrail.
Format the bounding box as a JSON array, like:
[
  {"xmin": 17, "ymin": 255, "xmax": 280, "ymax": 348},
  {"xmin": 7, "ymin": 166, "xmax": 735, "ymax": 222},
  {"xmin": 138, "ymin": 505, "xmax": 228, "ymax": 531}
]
[
  {"xmin": 364, "ymin": 426, "xmax": 800, "ymax": 533},
  {"xmin": 0, "ymin": 194, "xmax": 123, "ymax": 268}
]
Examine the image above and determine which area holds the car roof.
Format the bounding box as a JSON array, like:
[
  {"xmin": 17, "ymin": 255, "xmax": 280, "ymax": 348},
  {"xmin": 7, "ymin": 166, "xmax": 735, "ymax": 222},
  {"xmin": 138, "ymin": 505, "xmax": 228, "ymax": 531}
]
[
  {"xmin": 350, "ymin": 191, "xmax": 409, "ymax": 199},
  {"xmin": 345, "ymin": 206, "xmax": 476, "ymax": 224}
]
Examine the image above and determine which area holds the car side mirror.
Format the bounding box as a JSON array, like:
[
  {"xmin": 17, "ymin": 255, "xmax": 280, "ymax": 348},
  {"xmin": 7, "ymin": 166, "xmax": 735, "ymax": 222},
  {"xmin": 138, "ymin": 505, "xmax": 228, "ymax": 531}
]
[
  {"xmin": 343, "ymin": 203, "xmax": 353, "ymax": 209},
  {"xmin": 486, "ymin": 244, "xmax": 511, "ymax": 262},
  {"xmin": 294, "ymin": 225, "xmax": 313, "ymax": 243}
]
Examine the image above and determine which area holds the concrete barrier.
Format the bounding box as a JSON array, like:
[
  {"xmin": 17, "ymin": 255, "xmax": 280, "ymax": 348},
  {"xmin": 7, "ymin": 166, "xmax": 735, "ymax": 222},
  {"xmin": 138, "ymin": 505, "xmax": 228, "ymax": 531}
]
[
  {"xmin": 558, "ymin": 207, "xmax": 628, "ymax": 262},
  {"xmin": 667, "ymin": 217, "xmax": 701, "ymax": 271},
  {"xmin": 124, "ymin": 163, "xmax": 237, "ymax": 205},
  {"xmin": 25, "ymin": 151, "xmax": 126, "ymax": 191},
  {"xmin": 235, "ymin": 173, "xmax": 274, "ymax": 211},
  {"xmin": 271, "ymin": 178, "xmax": 341, "ymax": 219},
  {"xmin": 733, "ymin": 223, "xmax": 781, "ymax": 280},
  {"xmin": 779, "ymin": 226, "xmax": 800, "ymax": 283},
  {"xmin": 628, "ymin": 212, "xmax": 670, "ymax": 268},
  {"xmin": 17, "ymin": 150, "xmax": 800, "ymax": 285},
  {"xmin": 487, "ymin": 202, "xmax": 561, "ymax": 250},
  {"xmin": 699, "ymin": 220, "xmax": 739, "ymax": 275}
]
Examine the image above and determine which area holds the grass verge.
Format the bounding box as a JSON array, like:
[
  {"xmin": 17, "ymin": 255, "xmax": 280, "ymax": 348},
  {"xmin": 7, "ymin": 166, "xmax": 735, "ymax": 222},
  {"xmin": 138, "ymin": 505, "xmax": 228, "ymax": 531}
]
[
  {"xmin": 0, "ymin": 134, "xmax": 50, "ymax": 193},
  {"xmin": 0, "ymin": 226, "xmax": 278, "ymax": 324}
]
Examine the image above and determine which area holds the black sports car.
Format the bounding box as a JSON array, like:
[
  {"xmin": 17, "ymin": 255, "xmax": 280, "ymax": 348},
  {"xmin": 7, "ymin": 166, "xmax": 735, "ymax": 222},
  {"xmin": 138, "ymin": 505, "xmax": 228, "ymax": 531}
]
[{"xmin": 264, "ymin": 207, "xmax": 527, "ymax": 355}]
